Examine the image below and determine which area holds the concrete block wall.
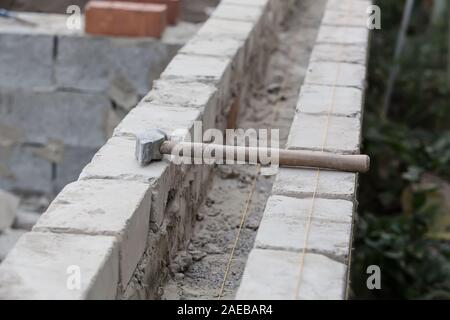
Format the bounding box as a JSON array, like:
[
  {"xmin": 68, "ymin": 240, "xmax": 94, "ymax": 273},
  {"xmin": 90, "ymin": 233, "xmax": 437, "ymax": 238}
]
[
  {"xmin": 0, "ymin": 13, "xmax": 193, "ymax": 195},
  {"xmin": 0, "ymin": 0, "xmax": 291, "ymax": 299},
  {"xmin": 236, "ymin": 0, "xmax": 372, "ymax": 300}
]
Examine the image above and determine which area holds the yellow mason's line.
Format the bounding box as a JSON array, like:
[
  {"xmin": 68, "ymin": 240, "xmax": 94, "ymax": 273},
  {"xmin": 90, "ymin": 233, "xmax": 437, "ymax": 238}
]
[{"xmin": 294, "ymin": 0, "xmax": 353, "ymax": 300}]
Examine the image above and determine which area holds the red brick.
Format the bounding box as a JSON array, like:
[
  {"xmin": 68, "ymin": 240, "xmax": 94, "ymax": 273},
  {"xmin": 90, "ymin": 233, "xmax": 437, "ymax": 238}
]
[
  {"xmin": 109, "ymin": 0, "xmax": 180, "ymax": 25},
  {"xmin": 85, "ymin": 1, "xmax": 167, "ymax": 38}
]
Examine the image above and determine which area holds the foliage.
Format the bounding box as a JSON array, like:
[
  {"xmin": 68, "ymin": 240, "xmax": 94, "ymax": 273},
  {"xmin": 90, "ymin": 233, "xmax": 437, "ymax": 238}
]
[{"xmin": 351, "ymin": 0, "xmax": 450, "ymax": 299}]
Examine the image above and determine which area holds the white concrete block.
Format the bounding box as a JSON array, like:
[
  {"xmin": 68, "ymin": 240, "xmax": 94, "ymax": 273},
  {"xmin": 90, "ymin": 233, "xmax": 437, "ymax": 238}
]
[
  {"xmin": 0, "ymin": 89, "xmax": 112, "ymax": 148},
  {"xmin": 236, "ymin": 249, "xmax": 347, "ymax": 300},
  {"xmin": 212, "ymin": 3, "xmax": 264, "ymax": 23},
  {"xmin": 287, "ymin": 113, "xmax": 362, "ymax": 154},
  {"xmin": 0, "ymin": 33, "xmax": 54, "ymax": 90},
  {"xmin": 143, "ymin": 80, "xmax": 218, "ymax": 130},
  {"xmin": 197, "ymin": 18, "xmax": 254, "ymax": 41},
  {"xmin": 255, "ymin": 196, "xmax": 354, "ymax": 261},
  {"xmin": 272, "ymin": 168, "xmax": 357, "ymax": 201},
  {"xmin": 161, "ymin": 53, "xmax": 232, "ymax": 85},
  {"xmin": 304, "ymin": 61, "xmax": 367, "ymax": 90},
  {"xmin": 322, "ymin": 9, "xmax": 368, "ymax": 28},
  {"xmin": 0, "ymin": 232, "xmax": 119, "ymax": 299},
  {"xmin": 113, "ymin": 103, "xmax": 201, "ymax": 140},
  {"xmin": 79, "ymin": 137, "xmax": 179, "ymax": 226},
  {"xmin": 310, "ymin": 43, "xmax": 367, "ymax": 65},
  {"xmin": 0, "ymin": 190, "xmax": 19, "ymax": 231},
  {"xmin": 179, "ymin": 36, "xmax": 247, "ymax": 84},
  {"xmin": 297, "ymin": 85, "xmax": 363, "ymax": 117},
  {"xmin": 33, "ymin": 179, "xmax": 151, "ymax": 286},
  {"xmin": 317, "ymin": 25, "xmax": 369, "ymax": 46},
  {"xmin": 222, "ymin": 0, "xmax": 269, "ymax": 7},
  {"xmin": 180, "ymin": 36, "xmax": 244, "ymax": 59},
  {"xmin": 326, "ymin": 0, "xmax": 372, "ymax": 13}
]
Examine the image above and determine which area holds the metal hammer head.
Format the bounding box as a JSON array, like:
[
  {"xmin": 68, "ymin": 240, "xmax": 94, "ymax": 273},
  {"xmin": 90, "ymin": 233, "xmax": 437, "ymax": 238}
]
[{"xmin": 135, "ymin": 129, "xmax": 168, "ymax": 166}]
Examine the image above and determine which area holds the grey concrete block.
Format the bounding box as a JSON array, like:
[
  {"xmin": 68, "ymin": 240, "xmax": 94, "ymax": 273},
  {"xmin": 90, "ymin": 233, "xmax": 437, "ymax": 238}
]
[
  {"xmin": 0, "ymin": 232, "xmax": 119, "ymax": 299},
  {"xmin": 0, "ymin": 33, "xmax": 54, "ymax": 90},
  {"xmin": 272, "ymin": 168, "xmax": 357, "ymax": 201},
  {"xmin": 55, "ymin": 35, "xmax": 177, "ymax": 96},
  {"xmin": 0, "ymin": 89, "xmax": 112, "ymax": 148},
  {"xmin": 0, "ymin": 190, "xmax": 19, "ymax": 231},
  {"xmin": 0, "ymin": 229, "xmax": 26, "ymax": 262},
  {"xmin": 297, "ymin": 85, "xmax": 363, "ymax": 117},
  {"xmin": 287, "ymin": 113, "xmax": 362, "ymax": 154},
  {"xmin": 34, "ymin": 179, "xmax": 151, "ymax": 287},
  {"xmin": 54, "ymin": 145, "xmax": 99, "ymax": 193},
  {"xmin": 235, "ymin": 249, "xmax": 347, "ymax": 300},
  {"xmin": 0, "ymin": 145, "xmax": 53, "ymax": 194},
  {"xmin": 255, "ymin": 195, "xmax": 354, "ymax": 262}
]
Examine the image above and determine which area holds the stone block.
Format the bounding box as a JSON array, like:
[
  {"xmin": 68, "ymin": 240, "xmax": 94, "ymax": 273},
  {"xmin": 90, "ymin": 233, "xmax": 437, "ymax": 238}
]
[
  {"xmin": 272, "ymin": 168, "xmax": 357, "ymax": 201},
  {"xmin": 287, "ymin": 113, "xmax": 362, "ymax": 154},
  {"xmin": 255, "ymin": 195, "xmax": 354, "ymax": 262},
  {"xmin": 0, "ymin": 145, "xmax": 53, "ymax": 194},
  {"xmin": 304, "ymin": 61, "xmax": 366, "ymax": 90},
  {"xmin": 0, "ymin": 229, "xmax": 26, "ymax": 261},
  {"xmin": 322, "ymin": 9, "xmax": 368, "ymax": 28},
  {"xmin": 33, "ymin": 179, "xmax": 151, "ymax": 287},
  {"xmin": 0, "ymin": 190, "xmax": 19, "ymax": 231},
  {"xmin": 0, "ymin": 89, "xmax": 112, "ymax": 148},
  {"xmin": 54, "ymin": 145, "xmax": 100, "ymax": 193},
  {"xmin": 297, "ymin": 85, "xmax": 363, "ymax": 117},
  {"xmin": 143, "ymin": 80, "xmax": 218, "ymax": 130},
  {"xmin": 0, "ymin": 33, "xmax": 54, "ymax": 90},
  {"xmin": 113, "ymin": 103, "xmax": 202, "ymax": 140},
  {"xmin": 317, "ymin": 25, "xmax": 369, "ymax": 46},
  {"xmin": 55, "ymin": 35, "xmax": 176, "ymax": 95},
  {"xmin": 235, "ymin": 249, "xmax": 347, "ymax": 300},
  {"xmin": 326, "ymin": 0, "xmax": 372, "ymax": 13},
  {"xmin": 0, "ymin": 232, "xmax": 119, "ymax": 299},
  {"xmin": 310, "ymin": 43, "xmax": 367, "ymax": 65},
  {"xmin": 211, "ymin": 3, "xmax": 264, "ymax": 23},
  {"xmin": 79, "ymin": 137, "xmax": 180, "ymax": 226}
]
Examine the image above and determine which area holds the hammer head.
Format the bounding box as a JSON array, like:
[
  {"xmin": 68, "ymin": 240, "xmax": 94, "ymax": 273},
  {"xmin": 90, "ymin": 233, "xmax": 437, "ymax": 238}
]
[{"xmin": 135, "ymin": 129, "xmax": 168, "ymax": 166}]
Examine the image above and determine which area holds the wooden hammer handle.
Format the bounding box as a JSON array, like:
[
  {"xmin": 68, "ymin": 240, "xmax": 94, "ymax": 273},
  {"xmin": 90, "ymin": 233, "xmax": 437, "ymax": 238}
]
[{"xmin": 161, "ymin": 141, "xmax": 370, "ymax": 173}]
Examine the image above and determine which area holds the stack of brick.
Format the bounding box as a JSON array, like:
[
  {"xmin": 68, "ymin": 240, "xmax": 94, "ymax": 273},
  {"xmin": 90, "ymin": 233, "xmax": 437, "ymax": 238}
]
[
  {"xmin": 0, "ymin": 10, "xmax": 192, "ymax": 196},
  {"xmin": 0, "ymin": 0, "xmax": 293, "ymax": 299},
  {"xmin": 84, "ymin": 0, "xmax": 180, "ymax": 38},
  {"xmin": 236, "ymin": 0, "xmax": 372, "ymax": 300}
]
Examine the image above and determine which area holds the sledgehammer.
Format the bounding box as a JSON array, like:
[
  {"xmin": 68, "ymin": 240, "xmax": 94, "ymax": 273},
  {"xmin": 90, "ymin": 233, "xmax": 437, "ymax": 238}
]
[{"xmin": 135, "ymin": 129, "xmax": 370, "ymax": 173}]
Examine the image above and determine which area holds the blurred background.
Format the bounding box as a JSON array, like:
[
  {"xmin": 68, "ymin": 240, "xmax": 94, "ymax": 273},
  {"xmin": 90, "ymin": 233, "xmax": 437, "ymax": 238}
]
[{"xmin": 351, "ymin": 0, "xmax": 450, "ymax": 299}]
